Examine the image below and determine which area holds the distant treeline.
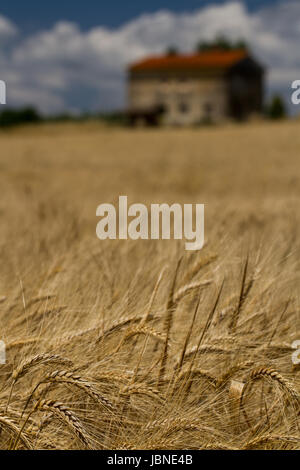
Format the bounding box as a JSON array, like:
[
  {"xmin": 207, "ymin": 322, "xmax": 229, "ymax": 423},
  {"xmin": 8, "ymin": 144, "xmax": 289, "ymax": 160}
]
[
  {"xmin": 166, "ymin": 36, "xmax": 249, "ymax": 56},
  {"xmin": 0, "ymin": 107, "xmax": 42, "ymax": 127},
  {"xmin": 0, "ymin": 107, "xmax": 130, "ymax": 128},
  {"xmin": 0, "ymin": 96, "xmax": 287, "ymax": 129}
]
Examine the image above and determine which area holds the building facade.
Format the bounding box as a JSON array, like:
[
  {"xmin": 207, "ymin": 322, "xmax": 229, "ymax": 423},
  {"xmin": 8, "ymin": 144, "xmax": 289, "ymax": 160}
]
[{"xmin": 128, "ymin": 49, "xmax": 264, "ymax": 126}]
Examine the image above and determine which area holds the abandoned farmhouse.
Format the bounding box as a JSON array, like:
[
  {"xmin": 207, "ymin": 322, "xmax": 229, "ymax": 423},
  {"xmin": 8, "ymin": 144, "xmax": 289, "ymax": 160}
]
[{"xmin": 128, "ymin": 49, "xmax": 264, "ymax": 126}]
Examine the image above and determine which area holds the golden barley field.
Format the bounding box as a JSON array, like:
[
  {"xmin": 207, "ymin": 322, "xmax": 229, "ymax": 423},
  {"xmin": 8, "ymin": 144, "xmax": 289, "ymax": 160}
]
[{"xmin": 0, "ymin": 120, "xmax": 299, "ymax": 450}]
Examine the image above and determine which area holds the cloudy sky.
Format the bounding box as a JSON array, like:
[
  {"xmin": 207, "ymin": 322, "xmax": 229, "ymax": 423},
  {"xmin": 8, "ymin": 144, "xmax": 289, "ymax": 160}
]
[{"xmin": 0, "ymin": 0, "xmax": 299, "ymax": 114}]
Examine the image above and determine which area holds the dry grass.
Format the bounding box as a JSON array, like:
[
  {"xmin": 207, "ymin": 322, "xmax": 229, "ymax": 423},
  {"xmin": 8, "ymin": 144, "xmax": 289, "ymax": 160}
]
[{"xmin": 0, "ymin": 120, "xmax": 299, "ymax": 449}]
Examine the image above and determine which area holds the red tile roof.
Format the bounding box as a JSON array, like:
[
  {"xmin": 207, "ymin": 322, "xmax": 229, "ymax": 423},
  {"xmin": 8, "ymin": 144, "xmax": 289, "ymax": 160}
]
[{"xmin": 130, "ymin": 49, "xmax": 248, "ymax": 72}]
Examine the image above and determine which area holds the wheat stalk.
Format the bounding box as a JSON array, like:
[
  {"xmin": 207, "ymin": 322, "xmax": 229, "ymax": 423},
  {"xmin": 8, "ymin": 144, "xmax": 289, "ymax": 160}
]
[
  {"xmin": 39, "ymin": 370, "xmax": 115, "ymax": 411},
  {"xmin": 34, "ymin": 399, "xmax": 90, "ymax": 448},
  {"xmin": 0, "ymin": 415, "xmax": 33, "ymax": 449},
  {"xmin": 245, "ymin": 434, "xmax": 300, "ymax": 449},
  {"xmin": 12, "ymin": 354, "xmax": 73, "ymax": 382},
  {"xmin": 243, "ymin": 367, "xmax": 299, "ymax": 403},
  {"xmin": 173, "ymin": 280, "xmax": 212, "ymax": 305}
]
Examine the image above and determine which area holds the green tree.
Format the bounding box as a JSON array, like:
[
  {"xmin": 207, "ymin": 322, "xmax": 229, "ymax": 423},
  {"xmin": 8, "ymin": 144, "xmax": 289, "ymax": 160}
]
[
  {"xmin": 195, "ymin": 36, "xmax": 248, "ymax": 53},
  {"xmin": 266, "ymin": 95, "xmax": 286, "ymax": 120},
  {"xmin": 166, "ymin": 46, "xmax": 179, "ymax": 56},
  {"xmin": 0, "ymin": 107, "xmax": 42, "ymax": 127}
]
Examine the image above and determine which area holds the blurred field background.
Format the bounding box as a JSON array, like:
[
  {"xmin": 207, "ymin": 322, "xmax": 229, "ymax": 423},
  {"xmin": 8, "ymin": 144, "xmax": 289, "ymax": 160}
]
[{"xmin": 0, "ymin": 120, "xmax": 299, "ymax": 449}]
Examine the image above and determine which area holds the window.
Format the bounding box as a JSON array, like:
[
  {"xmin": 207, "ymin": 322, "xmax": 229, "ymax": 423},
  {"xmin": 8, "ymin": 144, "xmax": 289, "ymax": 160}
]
[
  {"xmin": 203, "ymin": 102, "xmax": 213, "ymax": 123},
  {"xmin": 204, "ymin": 102, "xmax": 212, "ymax": 115},
  {"xmin": 178, "ymin": 102, "xmax": 189, "ymax": 113}
]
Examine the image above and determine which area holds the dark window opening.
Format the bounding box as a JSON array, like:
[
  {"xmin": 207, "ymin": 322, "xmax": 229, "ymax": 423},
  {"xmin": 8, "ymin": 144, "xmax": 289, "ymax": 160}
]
[
  {"xmin": 204, "ymin": 102, "xmax": 212, "ymax": 115},
  {"xmin": 178, "ymin": 102, "xmax": 189, "ymax": 113},
  {"xmin": 203, "ymin": 102, "xmax": 213, "ymax": 123}
]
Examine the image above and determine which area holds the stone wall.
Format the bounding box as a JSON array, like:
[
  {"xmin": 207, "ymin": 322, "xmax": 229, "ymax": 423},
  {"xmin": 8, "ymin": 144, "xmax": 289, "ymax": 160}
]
[{"xmin": 128, "ymin": 71, "xmax": 229, "ymax": 125}]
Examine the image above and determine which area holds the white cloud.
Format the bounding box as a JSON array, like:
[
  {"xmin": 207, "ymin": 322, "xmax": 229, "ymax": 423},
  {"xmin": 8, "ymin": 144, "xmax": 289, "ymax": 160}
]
[
  {"xmin": 0, "ymin": 1, "xmax": 299, "ymax": 114},
  {"xmin": 0, "ymin": 14, "xmax": 17, "ymax": 39}
]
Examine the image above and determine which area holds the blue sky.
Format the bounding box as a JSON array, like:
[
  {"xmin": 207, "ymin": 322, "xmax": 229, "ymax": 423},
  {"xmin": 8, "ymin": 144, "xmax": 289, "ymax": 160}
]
[
  {"xmin": 0, "ymin": 1, "xmax": 276, "ymax": 32},
  {"xmin": 0, "ymin": 1, "xmax": 298, "ymax": 114}
]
